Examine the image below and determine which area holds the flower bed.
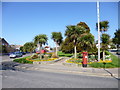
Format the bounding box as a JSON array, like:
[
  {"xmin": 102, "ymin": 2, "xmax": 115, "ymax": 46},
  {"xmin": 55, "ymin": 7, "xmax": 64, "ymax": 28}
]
[
  {"xmin": 26, "ymin": 57, "xmax": 63, "ymax": 64},
  {"xmin": 26, "ymin": 58, "xmax": 58, "ymax": 62},
  {"xmin": 66, "ymin": 58, "xmax": 82, "ymax": 64},
  {"xmin": 64, "ymin": 57, "xmax": 112, "ymax": 67}
]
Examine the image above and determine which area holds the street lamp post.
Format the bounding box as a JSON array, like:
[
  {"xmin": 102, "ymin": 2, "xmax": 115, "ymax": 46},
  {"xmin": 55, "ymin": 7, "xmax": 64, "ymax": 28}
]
[{"xmin": 97, "ymin": 1, "xmax": 100, "ymax": 62}]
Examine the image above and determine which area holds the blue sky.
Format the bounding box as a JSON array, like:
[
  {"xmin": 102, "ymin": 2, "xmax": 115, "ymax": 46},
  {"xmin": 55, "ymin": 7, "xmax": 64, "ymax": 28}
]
[{"xmin": 2, "ymin": 2, "xmax": 118, "ymax": 47}]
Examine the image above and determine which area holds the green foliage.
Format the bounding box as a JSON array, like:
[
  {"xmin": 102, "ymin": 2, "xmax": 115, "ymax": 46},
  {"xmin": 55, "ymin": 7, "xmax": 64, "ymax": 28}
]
[
  {"xmin": 63, "ymin": 22, "xmax": 96, "ymax": 54},
  {"xmin": 78, "ymin": 33, "xmax": 95, "ymax": 51},
  {"xmin": 112, "ymin": 29, "xmax": 120, "ymax": 46},
  {"xmin": 110, "ymin": 44, "xmax": 116, "ymax": 49},
  {"xmin": 43, "ymin": 54, "xmax": 49, "ymax": 60},
  {"xmin": 65, "ymin": 25, "xmax": 85, "ymax": 42},
  {"xmin": 46, "ymin": 52, "xmax": 53, "ymax": 57},
  {"xmin": 34, "ymin": 34, "xmax": 48, "ymax": 59},
  {"xmin": 13, "ymin": 56, "xmax": 33, "ymax": 64},
  {"xmin": 23, "ymin": 42, "xmax": 35, "ymax": 52},
  {"xmin": 77, "ymin": 22, "xmax": 90, "ymax": 33},
  {"xmin": 61, "ymin": 37, "xmax": 74, "ymax": 53},
  {"xmin": 96, "ymin": 21, "xmax": 109, "ymax": 32},
  {"xmin": 20, "ymin": 46, "xmax": 24, "ymax": 52},
  {"xmin": 89, "ymin": 51, "xmax": 120, "ymax": 68},
  {"xmin": 101, "ymin": 34, "xmax": 110, "ymax": 44},
  {"xmin": 51, "ymin": 53, "xmax": 59, "ymax": 58},
  {"xmin": 58, "ymin": 51, "xmax": 73, "ymax": 57},
  {"xmin": 67, "ymin": 58, "xmax": 82, "ymax": 64},
  {"xmin": 51, "ymin": 32, "xmax": 63, "ymax": 45},
  {"xmin": 89, "ymin": 62, "xmax": 104, "ymax": 68},
  {"xmin": 34, "ymin": 34, "xmax": 48, "ymax": 46},
  {"xmin": 78, "ymin": 53, "xmax": 83, "ymax": 58},
  {"xmin": 31, "ymin": 53, "xmax": 39, "ymax": 59},
  {"xmin": 101, "ymin": 34, "xmax": 110, "ymax": 51},
  {"xmin": 105, "ymin": 51, "xmax": 109, "ymax": 55}
]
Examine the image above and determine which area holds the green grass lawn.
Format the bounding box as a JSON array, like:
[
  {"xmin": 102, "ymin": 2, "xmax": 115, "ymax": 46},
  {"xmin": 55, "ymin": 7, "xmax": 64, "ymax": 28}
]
[
  {"xmin": 89, "ymin": 51, "xmax": 120, "ymax": 68},
  {"xmin": 58, "ymin": 51, "xmax": 73, "ymax": 57},
  {"xmin": 13, "ymin": 56, "xmax": 33, "ymax": 64}
]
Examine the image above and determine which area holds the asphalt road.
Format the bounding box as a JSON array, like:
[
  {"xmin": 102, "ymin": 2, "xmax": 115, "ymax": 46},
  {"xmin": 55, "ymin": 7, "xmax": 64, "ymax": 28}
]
[
  {"xmin": 2, "ymin": 69, "xmax": 118, "ymax": 88},
  {"xmin": 0, "ymin": 53, "xmax": 119, "ymax": 88},
  {"xmin": 0, "ymin": 53, "xmax": 32, "ymax": 63},
  {"xmin": 1, "ymin": 64, "xmax": 119, "ymax": 88}
]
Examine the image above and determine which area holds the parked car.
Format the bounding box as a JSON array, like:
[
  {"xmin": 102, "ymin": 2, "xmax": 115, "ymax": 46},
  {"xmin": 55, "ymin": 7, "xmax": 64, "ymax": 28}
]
[{"xmin": 9, "ymin": 52, "xmax": 23, "ymax": 58}]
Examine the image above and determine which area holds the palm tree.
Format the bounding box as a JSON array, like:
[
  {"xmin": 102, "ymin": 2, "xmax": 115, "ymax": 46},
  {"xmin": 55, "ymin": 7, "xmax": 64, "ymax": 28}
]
[
  {"xmin": 96, "ymin": 21, "xmax": 109, "ymax": 33},
  {"xmin": 78, "ymin": 33, "xmax": 95, "ymax": 52},
  {"xmin": 51, "ymin": 32, "xmax": 63, "ymax": 56},
  {"xmin": 101, "ymin": 34, "xmax": 110, "ymax": 61},
  {"xmin": 77, "ymin": 22, "xmax": 90, "ymax": 33},
  {"xmin": 96, "ymin": 21, "xmax": 109, "ymax": 61},
  {"xmin": 34, "ymin": 34, "xmax": 48, "ymax": 59},
  {"xmin": 65, "ymin": 25, "xmax": 86, "ymax": 59}
]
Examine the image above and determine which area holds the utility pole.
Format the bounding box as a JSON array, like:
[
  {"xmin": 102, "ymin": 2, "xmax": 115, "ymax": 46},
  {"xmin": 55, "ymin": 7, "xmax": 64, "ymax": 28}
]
[{"xmin": 97, "ymin": 1, "xmax": 100, "ymax": 62}]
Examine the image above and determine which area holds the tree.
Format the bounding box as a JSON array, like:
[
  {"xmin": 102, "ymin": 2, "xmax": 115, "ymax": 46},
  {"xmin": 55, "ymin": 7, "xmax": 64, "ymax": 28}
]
[
  {"xmin": 78, "ymin": 33, "xmax": 95, "ymax": 52},
  {"xmin": 34, "ymin": 34, "xmax": 48, "ymax": 59},
  {"xmin": 61, "ymin": 37, "xmax": 74, "ymax": 53},
  {"xmin": 112, "ymin": 29, "xmax": 120, "ymax": 49},
  {"xmin": 96, "ymin": 21, "xmax": 109, "ymax": 61},
  {"xmin": 51, "ymin": 32, "xmax": 63, "ymax": 56},
  {"xmin": 20, "ymin": 46, "xmax": 24, "ymax": 52},
  {"xmin": 77, "ymin": 22, "xmax": 90, "ymax": 33},
  {"xmin": 101, "ymin": 34, "xmax": 110, "ymax": 60},
  {"xmin": 65, "ymin": 25, "xmax": 86, "ymax": 59},
  {"xmin": 23, "ymin": 42, "xmax": 35, "ymax": 53},
  {"xmin": 96, "ymin": 21, "xmax": 109, "ymax": 33}
]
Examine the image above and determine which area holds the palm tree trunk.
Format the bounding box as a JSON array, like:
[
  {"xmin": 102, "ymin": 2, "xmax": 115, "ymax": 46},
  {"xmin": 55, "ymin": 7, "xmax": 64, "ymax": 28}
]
[
  {"xmin": 74, "ymin": 39, "xmax": 77, "ymax": 59},
  {"xmin": 74, "ymin": 45, "xmax": 77, "ymax": 59},
  {"xmin": 55, "ymin": 42, "xmax": 58, "ymax": 56},
  {"xmin": 39, "ymin": 44, "xmax": 42, "ymax": 59},
  {"xmin": 103, "ymin": 50, "xmax": 105, "ymax": 61}
]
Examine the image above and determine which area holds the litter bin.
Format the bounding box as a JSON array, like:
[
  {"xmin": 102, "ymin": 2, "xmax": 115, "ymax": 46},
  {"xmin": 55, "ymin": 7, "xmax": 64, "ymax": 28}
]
[{"xmin": 82, "ymin": 52, "xmax": 88, "ymax": 67}]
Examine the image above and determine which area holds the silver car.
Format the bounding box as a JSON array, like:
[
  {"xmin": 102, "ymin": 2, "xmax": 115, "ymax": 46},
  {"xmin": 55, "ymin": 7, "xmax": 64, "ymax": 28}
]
[{"xmin": 9, "ymin": 52, "xmax": 23, "ymax": 58}]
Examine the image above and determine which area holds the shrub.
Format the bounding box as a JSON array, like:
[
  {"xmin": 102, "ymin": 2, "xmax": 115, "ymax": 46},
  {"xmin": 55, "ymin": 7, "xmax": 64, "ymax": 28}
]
[
  {"xmin": 66, "ymin": 58, "xmax": 82, "ymax": 64},
  {"xmin": 46, "ymin": 52, "xmax": 53, "ymax": 57},
  {"xmin": 43, "ymin": 54, "xmax": 49, "ymax": 60},
  {"xmin": 31, "ymin": 54, "xmax": 38, "ymax": 59},
  {"xmin": 51, "ymin": 53, "xmax": 59, "ymax": 58},
  {"xmin": 89, "ymin": 51, "xmax": 120, "ymax": 68},
  {"xmin": 78, "ymin": 53, "xmax": 82, "ymax": 58},
  {"xmin": 105, "ymin": 51, "xmax": 110, "ymax": 55}
]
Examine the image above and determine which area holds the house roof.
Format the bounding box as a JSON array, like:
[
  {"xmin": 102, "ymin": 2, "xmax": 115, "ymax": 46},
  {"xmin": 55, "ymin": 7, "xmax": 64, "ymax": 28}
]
[{"xmin": 0, "ymin": 38, "xmax": 9, "ymax": 45}]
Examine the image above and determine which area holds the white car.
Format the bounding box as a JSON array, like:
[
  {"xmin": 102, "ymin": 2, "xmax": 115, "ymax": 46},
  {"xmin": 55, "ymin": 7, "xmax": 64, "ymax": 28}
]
[{"xmin": 9, "ymin": 52, "xmax": 23, "ymax": 58}]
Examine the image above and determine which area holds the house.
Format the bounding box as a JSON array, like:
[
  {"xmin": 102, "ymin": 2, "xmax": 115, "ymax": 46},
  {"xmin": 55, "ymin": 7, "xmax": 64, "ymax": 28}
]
[
  {"xmin": 0, "ymin": 38, "xmax": 16, "ymax": 53},
  {"xmin": 0, "ymin": 38, "xmax": 9, "ymax": 46}
]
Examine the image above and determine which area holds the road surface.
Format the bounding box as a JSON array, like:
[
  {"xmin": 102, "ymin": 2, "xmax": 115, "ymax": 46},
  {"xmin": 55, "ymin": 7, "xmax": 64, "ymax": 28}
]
[{"xmin": 0, "ymin": 54, "xmax": 119, "ymax": 88}]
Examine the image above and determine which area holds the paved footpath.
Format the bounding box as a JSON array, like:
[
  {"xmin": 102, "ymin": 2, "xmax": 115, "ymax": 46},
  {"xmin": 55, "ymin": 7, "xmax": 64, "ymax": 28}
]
[{"xmin": 14, "ymin": 57, "xmax": 119, "ymax": 78}]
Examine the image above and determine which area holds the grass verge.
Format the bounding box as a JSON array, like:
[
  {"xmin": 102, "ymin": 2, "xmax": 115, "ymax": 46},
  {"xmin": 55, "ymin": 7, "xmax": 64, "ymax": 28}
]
[
  {"xmin": 89, "ymin": 51, "xmax": 120, "ymax": 68},
  {"xmin": 58, "ymin": 51, "xmax": 73, "ymax": 57},
  {"xmin": 13, "ymin": 56, "xmax": 33, "ymax": 64}
]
